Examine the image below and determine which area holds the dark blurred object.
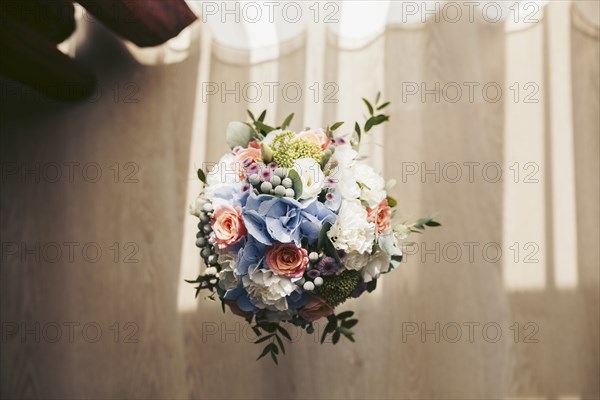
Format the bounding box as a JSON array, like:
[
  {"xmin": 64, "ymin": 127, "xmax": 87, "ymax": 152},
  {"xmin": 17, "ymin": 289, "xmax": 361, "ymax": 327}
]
[{"xmin": 0, "ymin": 0, "xmax": 197, "ymax": 102}]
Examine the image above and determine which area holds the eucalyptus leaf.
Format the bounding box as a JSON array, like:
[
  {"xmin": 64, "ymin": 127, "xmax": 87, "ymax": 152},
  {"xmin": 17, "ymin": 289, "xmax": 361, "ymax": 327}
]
[
  {"xmin": 377, "ymin": 101, "xmax": 390, "ymax": 110},
  {"xmin": 258, "ymin": 110, "xmax": 267, "ymax": 122},
  {"xmin": 254, "ymin": 120, "xmax": 275, "ymax": 134},
  {"xmin": 286, "ymin": 169, "xmax": 303, "ymax": 199},
  {"xmin": 362, "ymin": 98, "xmax": 374, "ymax": 115},
  {"xmin": 197, "ymin": 168, "xmax": 207, "ymax": 184},
  {"xmin": 281, "ymin": 113, "xmax": 294, "ymax": 130},
  {"xmin": 226, "ymin": 121, "xmax": 254, "ymax": 149},
  {"xmin": 386, "ymin": 196, "xmax": 398, "ymax": 208},
  {"xmin": 330, "ymin": 121, "xmax": 344, "ymax": 131}
]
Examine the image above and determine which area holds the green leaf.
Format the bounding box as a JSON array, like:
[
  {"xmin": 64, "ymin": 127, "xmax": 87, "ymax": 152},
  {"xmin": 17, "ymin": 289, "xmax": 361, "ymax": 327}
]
[
  {"xmin": 280, "ymin": 113, "xmax": 294, "ymax": 130},
  {"xmin": 342, "ymin": 319, "xmax": 358, "ymax": 329},
  {"xmin": 426, "ymin": 220, "xmax": 441, "ymax": 227},
  {"xmin": 332, "ymin": 331, "xmax": 341, "ymax": 344},
  {"xmin": 386, "ymin": 196, "xmax": 397, "ymax": 208},
  {"xmin": 254, "ymin": 334, "xmax": 273, "ymax": 344},
  {"xmin": 286, "ymin": 169, "xmax": 303, "ymax": 200},
  {"xmin": 270, "ymin": 352, "xmax": 278, "ymax": 365},
  {"xmin": 277, "ymin": 325, "xmax": 292, "ymax": 341},
  {"xmin": 226, "ymin": 121, "xmax": 254, "ymax": 149},
  {"xmin": 345, "ymin": 334, "xmax": 355, "ymax": 343},
  {"xmin": 377, "ymin": 101, "xmax": 390, "ymax": 110},
  {"xmin": 317, "ymin": 222, "xmax": 333, "ymax": 252},
  {"xmin": 261, "ymin": 141, "xmax": 273, "ymax": 163},
  {"xmin": 257, "ymin": 344, "xmax": 272, "ymax": 361},
  {"xmin": 254, "ymin": 120, "xmax": 275, "ymax": 134},
  {"xmin": 197, "ymin": 168, "xmax": 207, "ymax": 184},
  {"xmin": 258, "ymin": 110, "xmax": 267, "ymax": 122},
  {"xmin": 252, "ymin": 326, "xmax": 262, "ymax": 336},
  {"xmin": 275, "ymin": 334, "xmax": 285, "ymax": 354},
  {"xmin": 364, "ymin": 114, "xmax": 389, "ymax": 132},
  {"xmin": 337, "ymin": 311, "xmax": 354, "ymax": 320},
  {"xmin": 330, "ymin": 121, "xmax": 344, "ymax": 131},
  {"xmin": 366, "ymin": 280, "xmax": 377, "ymax": 293},
  {"xmin": 354, "ymin": 121, "xmax": 361, "ymax": 143},
  {"xmin": 247, "ymin": 110, "xmax": 256, "ymax": 121},
  {"xmin": 375, "ymin": 91, "xmax": 381, "ymax": 104},
  {"xmin": 324, "ymin": 236, "xmax": 341, "ymax": 264},
  {"xmin": 362, "ymin": 98, "xmax": 374, "ymax": 115},
  {"xmin": 262, "ymin": 324, "xmax": 277, "ymax": 333}
]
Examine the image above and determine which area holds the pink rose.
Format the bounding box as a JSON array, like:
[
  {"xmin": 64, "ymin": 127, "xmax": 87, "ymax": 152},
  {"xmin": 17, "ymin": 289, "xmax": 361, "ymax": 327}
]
[
  {"xmin": 211, "ymin": 204, "xmax": 247, "ymax": 248},
  {"xmin": 367, "ymin": 198, "xmax": 392, "ymax": 233},
  {"xmin": 297, "ymin": 128, "xmax": 331, "ymax": 150},
  {"xmin": 265, "ymin": 243, "xmax": 309, "ymax": 278},
  {"xmin": 232, "ymin": 141, "xmax": 262, "ymax": 178},
  {"xmin": 299, "ymin": 295, "xmax": 334, "ymax": 321}
]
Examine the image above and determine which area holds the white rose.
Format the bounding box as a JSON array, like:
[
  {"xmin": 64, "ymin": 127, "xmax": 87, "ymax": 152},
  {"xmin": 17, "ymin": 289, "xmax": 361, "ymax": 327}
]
[
  {"xmin": 243, "ymin": 268, "xmax": 296, "ymax": 311},
  {"xmin": 353, "ymin": 163, "xmax": 386, "ymax": 207},
  {"xmin": 327, "ymin": 200, "xmax": 375, "ymax": 254},
  {"xmin": 292, "ymin": 158, "xmax": 325, "ymax": 200},
  {"xmin": 189, "ymin": 195, "xmax": 207, "ymax": 217},
  {"xmin": 206, "ymin": 153, "xmax": 239, "ymax": 193},
  {"xmin": 344, "ymin": 251, "xmax": 370, "ymax": 271},
  {"xmin": 379, "ymin": 232, "xmax": 402, "ymax": 257},
  {"xmin": 362, "ymin": 251, "xmax": 391, "ymax": 282}
]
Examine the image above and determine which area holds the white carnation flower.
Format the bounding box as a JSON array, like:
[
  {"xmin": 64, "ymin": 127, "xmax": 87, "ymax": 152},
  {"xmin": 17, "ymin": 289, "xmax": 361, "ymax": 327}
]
[
  {"xmin": 327, "ymin": 144, "xmax": 360, "ymax": 200},
  {"xmin": 328, "ymin": 200, "xmax": 375, "ymax": 254},
  {"xmin": 217, "ymin": 253, "xmax": 239, "ymax": 291},
  {"xmin": 353, "ymin": 163, "xmax": 386, "ymax": 207},
  {"xmin": 292, "ymin": 158, "xmax": 325, "ymax": 200},
  {"xmin": 394, "ymin": 223, "xmax": 411, "ymax": 240},
  {"xmin": 362, "ymin": 251, "xmax": 391, "ymax": 282},
  {"xmin": 344, "ymin": 251, "xmax": 370, "ymax": 271},
  {"xmin": 243, "ymin": 268, "xmax": 296, "ymax": 311}
]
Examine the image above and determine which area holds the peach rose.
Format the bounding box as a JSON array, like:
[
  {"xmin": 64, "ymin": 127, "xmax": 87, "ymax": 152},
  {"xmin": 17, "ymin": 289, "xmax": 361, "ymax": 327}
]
[
  {"xmin": 265, "ymin": 243, "xmax": 309, "ymax": 278},
  {"xmin": 299, "ymin": 295, "xmax": 334, "ymax": 321},
  {"xmin": 232, "ymin": 141, "xmax": 262, "ymax": 177},
  {"xmin": 211, "ymin": 204, "xmax": 247, "ymax": 248},
  {"xmin": 297, "ymin": 128, "xmax": 331, "ymax": 150},
  {"xmin": 367, "ymin": 198, "xmax": 392, "ymax": 233}
]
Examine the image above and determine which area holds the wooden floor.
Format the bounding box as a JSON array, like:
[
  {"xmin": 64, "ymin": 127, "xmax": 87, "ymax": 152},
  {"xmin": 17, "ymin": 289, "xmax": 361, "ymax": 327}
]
[{"xmin": 1, "ymin": 8, "xmax": 599, "ymax": 400}]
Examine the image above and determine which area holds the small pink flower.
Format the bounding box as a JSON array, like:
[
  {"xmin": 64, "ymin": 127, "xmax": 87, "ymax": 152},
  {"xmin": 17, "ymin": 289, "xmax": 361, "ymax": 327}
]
[
  {"xmin": 297, "ymin": 128, "xmax": 331, "ymax": 150},
  {"xmin": 232, "ymin": 141, "xmax": 262, "ymax": 178},
  {"xmin": 299, "ymin": 295, "xmax": 334, "ymax": 321},
  {"xmin": 211, "ymin": 204, "xmax": 247, "ymax": 248},
  {"xmin": 265, "ymin": 243, "xmax": 309, "ymax": 278},
  {"xmin": 367, "ymin": 198, "xmax": 392, "ymax": 233}
]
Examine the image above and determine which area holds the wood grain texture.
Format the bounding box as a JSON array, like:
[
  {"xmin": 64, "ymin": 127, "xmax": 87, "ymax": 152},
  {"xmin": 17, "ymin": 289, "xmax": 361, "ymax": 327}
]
[{"xmin": 1, "ymin": 3, "xmax": 598, "ymax": 399}]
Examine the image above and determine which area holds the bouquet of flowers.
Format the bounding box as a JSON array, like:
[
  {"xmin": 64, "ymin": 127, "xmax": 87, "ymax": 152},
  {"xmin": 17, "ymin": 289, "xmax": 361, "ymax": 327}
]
[{"xmin": 188, "ymin": 94, "xmax": 440, "ymax": 363}]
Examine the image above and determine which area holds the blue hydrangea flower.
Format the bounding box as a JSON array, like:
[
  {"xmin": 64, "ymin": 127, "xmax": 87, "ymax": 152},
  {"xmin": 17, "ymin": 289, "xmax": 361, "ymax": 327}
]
[{"xmin": 242, "ymin": 192, "xmax": 336, "ymax": 246}]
